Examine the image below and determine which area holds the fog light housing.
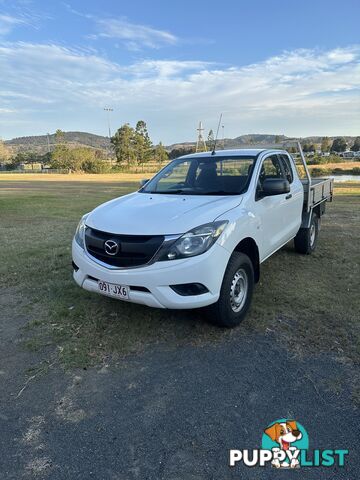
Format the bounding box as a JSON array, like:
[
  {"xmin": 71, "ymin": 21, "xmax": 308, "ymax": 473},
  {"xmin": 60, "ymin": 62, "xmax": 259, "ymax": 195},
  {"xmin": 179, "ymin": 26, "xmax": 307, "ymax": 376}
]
[
  {"xmin": 170, "ymin": 283, "xmax": 209, "ymax": 296},
  {"xmin": 72, "ymin": 261, "xmax": 79, "ymax": 272}
]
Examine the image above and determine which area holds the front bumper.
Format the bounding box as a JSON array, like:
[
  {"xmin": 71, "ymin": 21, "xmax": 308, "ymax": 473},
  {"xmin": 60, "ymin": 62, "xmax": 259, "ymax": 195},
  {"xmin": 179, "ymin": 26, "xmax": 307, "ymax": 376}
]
[{"xmin": 72, "ymin": 239, "xmax": 230, "ymax": 309}]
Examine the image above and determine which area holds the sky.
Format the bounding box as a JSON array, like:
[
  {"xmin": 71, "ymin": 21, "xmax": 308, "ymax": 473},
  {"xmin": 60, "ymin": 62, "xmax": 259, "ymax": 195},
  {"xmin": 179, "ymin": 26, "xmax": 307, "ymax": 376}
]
[{"xmin": 0, "ymin": 0, "xmax": 359, "ymax": 143}]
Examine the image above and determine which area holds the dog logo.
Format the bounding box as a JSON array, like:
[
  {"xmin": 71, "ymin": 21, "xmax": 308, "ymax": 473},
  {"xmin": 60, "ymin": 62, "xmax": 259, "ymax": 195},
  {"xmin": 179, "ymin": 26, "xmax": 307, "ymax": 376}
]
[
  {"xmin": 230, "ymin": 418, "xmax": 348, "ymax": 470},
  {"xmin": 104, "ymin": 239, "xmax": 120, "ymax": 256},
  {"xmin": 262, "ymin": 419, "xmax": 308, "ymax": 468}
]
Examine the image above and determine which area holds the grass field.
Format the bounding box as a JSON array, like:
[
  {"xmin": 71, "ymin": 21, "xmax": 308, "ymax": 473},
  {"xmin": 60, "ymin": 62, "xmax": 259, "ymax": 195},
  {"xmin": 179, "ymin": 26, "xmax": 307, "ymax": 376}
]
[
  {"xmin": 308, "ymin": 161, "xmax": 360, "ymax": 171},
  {"xmin": 0, "ymin": 174, "xmax": 359, "ymax": 374},
  {"xmin": 307, "ymin": 161, "xmax": 360, "ymax": 175}
]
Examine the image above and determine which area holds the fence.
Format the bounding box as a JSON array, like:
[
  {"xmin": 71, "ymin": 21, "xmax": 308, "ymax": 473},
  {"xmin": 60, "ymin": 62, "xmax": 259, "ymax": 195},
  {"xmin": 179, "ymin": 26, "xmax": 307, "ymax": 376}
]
[
  {"xmin": 0, "ymin": 168, "xmax": 71, "ymax": 174},
  {"xmin": 114, "ymin": 161, "xmax": 170, "ymax": 174}
]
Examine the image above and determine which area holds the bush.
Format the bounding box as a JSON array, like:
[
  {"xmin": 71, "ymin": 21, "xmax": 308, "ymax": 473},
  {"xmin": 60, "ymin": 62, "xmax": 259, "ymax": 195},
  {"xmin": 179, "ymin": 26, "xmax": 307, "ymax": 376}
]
[
  {"xmin": 330, "ymin": 155, "xmax": 341, "ymax": 164},
  {"xmin": 308, "ymin": 156, "xmax": 325, "ymax": 165},
  {"xmin": 50, "ymin": 146, "xmax": 110, "ymax": 173},
  {"xmin": 352, "ymin": 167, "xmax": 360, "ymax": 175},
  {"xmin": 50, "ymin": 145, "xmax": 83, "ymax": 171},
  {"xmin": 82, "ymin": 159, "xmax": 111, "ymax": 173},
  {"xmin": 311, "ymin": 167, "xmax": 331, "ymax": 176},
  {"xmin": 111, "ymin": 165, "xmax": 125, "ymax": 173},
  {"xmin": 308, "ymin": 154, "xmax": 342, "ymax": 165}
]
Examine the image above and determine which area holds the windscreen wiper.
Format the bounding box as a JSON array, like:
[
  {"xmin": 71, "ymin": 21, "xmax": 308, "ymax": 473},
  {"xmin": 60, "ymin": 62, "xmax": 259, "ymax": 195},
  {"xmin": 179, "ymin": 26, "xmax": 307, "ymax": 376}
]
[
  {"xmin": 145, "ymin": 190, "xmax": 239, "ymax": 195},
  {"xmin": 146, "ymin": 189, "xmax": 190, "ymax": 194},
  {"xmin": 201, "ymin": 190, "xmax": 240, "ymax": 195}
]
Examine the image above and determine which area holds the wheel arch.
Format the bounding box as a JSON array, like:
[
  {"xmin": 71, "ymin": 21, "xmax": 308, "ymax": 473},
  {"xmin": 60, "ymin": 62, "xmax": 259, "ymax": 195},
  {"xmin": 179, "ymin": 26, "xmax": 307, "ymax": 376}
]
[{"xmin": 233, "ymin": 237, "xmax": 260, "ymax": 283}]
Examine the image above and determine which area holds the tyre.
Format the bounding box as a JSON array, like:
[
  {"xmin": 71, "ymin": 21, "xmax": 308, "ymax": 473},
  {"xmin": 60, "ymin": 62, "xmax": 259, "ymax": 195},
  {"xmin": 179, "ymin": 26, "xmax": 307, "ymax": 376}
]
[
  {"xmin": 207, "ymin": 252, "xmax": 254, "ymax": 328},
  {"xmin": 294, "ymin": 213, "xmax": 319, "ymax": 254}
]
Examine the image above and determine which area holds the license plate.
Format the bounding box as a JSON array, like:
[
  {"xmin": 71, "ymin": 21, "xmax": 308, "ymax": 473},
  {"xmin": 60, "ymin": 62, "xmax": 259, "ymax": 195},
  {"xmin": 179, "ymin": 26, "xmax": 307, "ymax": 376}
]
[{"xmin": 98, "ymin": 281, "xmax": 129, "ymax": 299}]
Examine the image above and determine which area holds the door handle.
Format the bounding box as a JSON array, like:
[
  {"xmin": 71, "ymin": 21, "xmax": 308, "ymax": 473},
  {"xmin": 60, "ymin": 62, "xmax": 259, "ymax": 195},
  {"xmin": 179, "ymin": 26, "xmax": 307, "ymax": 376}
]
[{"xmin": 285, "ymin": 193, "xmax": 292, "ymax": 200}]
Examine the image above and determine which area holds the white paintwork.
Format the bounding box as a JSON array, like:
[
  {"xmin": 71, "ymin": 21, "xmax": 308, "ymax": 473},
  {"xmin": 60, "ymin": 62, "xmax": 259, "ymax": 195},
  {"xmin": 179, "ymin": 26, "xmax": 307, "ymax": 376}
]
[
  {"xmin": 72, "ymin": 239, "xmax": 229, "ymax": 309},
  {"xmin": 86, "ymin": 191, "xmax": 243, "ymax": 235},
  {"xmin": 72, "ymin": 148, "xmax": 306, "ymax": 309},
  {"xmin": 216, "ymin": 149, "xmax": 304, "ymax": 262}
]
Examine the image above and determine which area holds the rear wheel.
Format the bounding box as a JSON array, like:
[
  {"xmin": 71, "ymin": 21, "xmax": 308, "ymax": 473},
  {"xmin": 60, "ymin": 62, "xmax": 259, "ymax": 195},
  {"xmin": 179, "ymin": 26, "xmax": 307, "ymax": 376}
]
[
  {"xmin": 294, "ymin": 213, "xmax": 319, "ymax": 254},
  {"xmin": 207, "ymin": 252, "xmax": 254, "ymax": 328}
]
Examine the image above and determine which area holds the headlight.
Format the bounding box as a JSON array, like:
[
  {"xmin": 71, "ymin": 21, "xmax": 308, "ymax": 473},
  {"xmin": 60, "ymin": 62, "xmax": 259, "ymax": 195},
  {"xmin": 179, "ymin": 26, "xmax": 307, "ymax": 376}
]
[
  {"xmin": 159, "ymin": 221, "xmax": 228, "ymax": 261},
  {"xmin": 74, "ymin": 213, "xmax": 89, "ymax": 249}
]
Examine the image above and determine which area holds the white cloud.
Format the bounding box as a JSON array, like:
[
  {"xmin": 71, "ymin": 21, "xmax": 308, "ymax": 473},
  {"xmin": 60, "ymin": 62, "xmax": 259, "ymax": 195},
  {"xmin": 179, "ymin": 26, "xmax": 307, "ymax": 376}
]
[
  {"xmin": 0, "ymin": 42, "xmax": 359, "ymax": 141},
  {"xmin": 0, "ymin": 107, "xmax": 16, "ymax": 113},
  {"xmin": 0, "ymin": 9, "xmax": 44, "ymax": 36},
  {"xmin": 63, "ymin": 6, "xmax": 179, "ymax": 51},
  {"xmin": 94, "ymin": 17, "xmax": 178, "ymax": 50},
  {"xmin": 0, "ymin": 14, "xmax": 26, "ymax": 35},
  {"xmin": 126, "ymin": 60, "xmax": 213, "ymax": 78}
]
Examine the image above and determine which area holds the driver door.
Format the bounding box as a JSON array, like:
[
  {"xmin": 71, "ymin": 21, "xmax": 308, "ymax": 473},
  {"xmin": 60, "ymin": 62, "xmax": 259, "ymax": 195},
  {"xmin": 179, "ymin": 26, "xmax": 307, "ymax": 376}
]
[{"xmin": 255, "ymin": 154, "xmax": 292, "ymax": 259}]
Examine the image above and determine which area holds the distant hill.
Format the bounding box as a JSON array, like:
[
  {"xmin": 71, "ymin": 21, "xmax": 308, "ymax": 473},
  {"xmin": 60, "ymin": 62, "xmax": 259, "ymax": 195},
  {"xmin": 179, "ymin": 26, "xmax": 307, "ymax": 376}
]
[
  {"xmin": 166, "ymin": 134, "xmax": 357, "ymax": 151},
  {"xmin": 4, "ymin": 131, "xmax": 357, "ymax": 155},
  {"xmin": 5, "ymin": 131, "xmax": 110, "ymax": 154}
]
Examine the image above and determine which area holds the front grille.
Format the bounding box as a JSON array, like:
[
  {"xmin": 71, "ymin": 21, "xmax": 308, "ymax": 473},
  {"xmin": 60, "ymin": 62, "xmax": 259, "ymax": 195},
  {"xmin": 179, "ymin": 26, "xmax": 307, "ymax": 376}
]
[{"xmin": 85, "ymin": 227, "xmax": 164, "ymax": 268}]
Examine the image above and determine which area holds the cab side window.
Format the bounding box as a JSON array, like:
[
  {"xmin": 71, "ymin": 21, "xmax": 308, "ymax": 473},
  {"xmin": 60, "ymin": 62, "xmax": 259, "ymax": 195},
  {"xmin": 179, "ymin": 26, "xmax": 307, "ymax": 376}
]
[
  {"xmin": 258, "ymin": 154, "xmax": 285, "ymax": 187},
  {"xmin": 279, "ymin": 154, "xmax": 294, "ymax": 183}
]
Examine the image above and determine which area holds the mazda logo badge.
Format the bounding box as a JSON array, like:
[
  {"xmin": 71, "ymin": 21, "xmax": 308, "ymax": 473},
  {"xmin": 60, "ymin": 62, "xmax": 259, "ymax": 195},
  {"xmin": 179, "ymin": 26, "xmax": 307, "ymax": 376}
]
[{"xmin": 104, "ymin": 239, "xmax": 119, "ymax": 256}]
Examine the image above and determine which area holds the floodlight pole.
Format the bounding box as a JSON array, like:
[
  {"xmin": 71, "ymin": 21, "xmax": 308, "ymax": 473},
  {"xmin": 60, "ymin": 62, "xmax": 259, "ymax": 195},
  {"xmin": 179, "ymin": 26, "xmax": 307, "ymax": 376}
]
[{"xmin": 104, "ymin": 106, "xmax": 113, "ymax": 139}]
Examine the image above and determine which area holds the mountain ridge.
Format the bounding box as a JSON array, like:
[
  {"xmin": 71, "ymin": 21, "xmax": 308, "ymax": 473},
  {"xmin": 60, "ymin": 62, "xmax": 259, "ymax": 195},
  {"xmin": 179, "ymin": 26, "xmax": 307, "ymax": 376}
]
[{"xmin": 4, "ymin": 131, "xmax": 357, "ymax": 154}]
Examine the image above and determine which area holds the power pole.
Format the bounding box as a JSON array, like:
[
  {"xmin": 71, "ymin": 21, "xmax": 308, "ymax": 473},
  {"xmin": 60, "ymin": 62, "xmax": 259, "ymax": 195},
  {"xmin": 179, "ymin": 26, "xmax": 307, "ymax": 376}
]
[
  {"xmin": 196, "ymin": 121, "xmax": 207, "ymax": 152},
  {"xmin": 222, "ymin": 124, "xmax": 225, "ymax": 149},
  {"xmin": 104, "ymin": 106, "xmax": 113, "ymax": 138},
  {"xmin": 104, "ymin": 106, "xmax": 114, "ymax": 163}
]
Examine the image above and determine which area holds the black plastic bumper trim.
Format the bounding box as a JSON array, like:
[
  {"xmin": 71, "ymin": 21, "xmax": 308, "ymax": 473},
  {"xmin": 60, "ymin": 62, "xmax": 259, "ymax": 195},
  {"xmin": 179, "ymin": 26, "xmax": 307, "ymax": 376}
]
[
  {"xmin": 72, "ymin": 261, "xmax": 79, "ymax": 272},
  {"xmin": 170, "ymin": 283, "xmax": 209, "ymax": 296}
]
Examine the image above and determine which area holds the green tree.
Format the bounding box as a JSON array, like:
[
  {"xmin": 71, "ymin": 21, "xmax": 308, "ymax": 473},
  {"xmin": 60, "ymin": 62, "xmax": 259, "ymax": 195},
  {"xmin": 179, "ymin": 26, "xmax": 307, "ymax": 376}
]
[
  {"xmin": 154, "ymin": 142, "xmax": 169, "ymax": 165},
  {"xmin": 55, "ymin": 129, "xmax": 65, "ymax": 144},
  {"xmin": 50, "ymin": 144, "xmax": 109, "ymax": 172},
  {"xmin": 350, "ymin": 137, "xmax": 360, "ymax": 152},
  {"xmin": 169, "ymin": 146, "xmax": 196, "ymax": 159},
  {"xmin": 51, "ymin": 144, "xmax": 71, "ymax": 168},
  {"xmin": 330, "ymin": 137, "xmax": 347, "ymax": 153},
  {"xmin": 50, "ymin": 146, "xmax": 99, "ymax": 171},
  {"xmin": 302, "ymin": 143, "xmax": 316, "ymax": 153},
  {"xmin": 207, "ymin": 129, "xmax": 214, "ymax": 149},
  {"xmin": 321, "ymin": 137, "xmax": 331, "ymax": 153},
  {"xmin": 111, "ymin": 124, "xmax": 136, "ymax": 166},
  {"xmin": 0, "ymin": 139, "xmax": 11, "ymax": 164},
  {"xmin": 11, "ymin": 151, "xmax": 43, "ymax": 168},
  {"xmin": 134, "ymin": 120, "xmax": 153, "ymax": 164}
]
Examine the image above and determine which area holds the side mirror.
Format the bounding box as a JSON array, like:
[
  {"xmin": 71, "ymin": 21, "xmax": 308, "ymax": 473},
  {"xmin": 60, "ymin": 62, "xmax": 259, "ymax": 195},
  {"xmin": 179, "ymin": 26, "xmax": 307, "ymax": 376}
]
[
  {"xmin": 139, "ymin": 178, "xmax": 150, "ymax": 188},
  {"xmin": 262, "ymin": 178, "xmax": 290, "ymax": 196}
]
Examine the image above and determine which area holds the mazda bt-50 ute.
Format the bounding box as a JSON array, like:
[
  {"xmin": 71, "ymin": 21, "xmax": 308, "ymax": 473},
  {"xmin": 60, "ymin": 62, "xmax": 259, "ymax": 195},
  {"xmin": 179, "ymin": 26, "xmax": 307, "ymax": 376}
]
[{"xmin": 72, "ymin": 146, "xmax": 333, "ymax": 327}]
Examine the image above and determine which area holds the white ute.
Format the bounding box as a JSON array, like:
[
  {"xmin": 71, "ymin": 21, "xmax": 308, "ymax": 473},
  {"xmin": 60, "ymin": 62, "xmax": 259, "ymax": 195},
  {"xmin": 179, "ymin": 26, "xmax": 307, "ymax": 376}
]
[{"xmin": 72, "ymin": 145, "xmax": 333, "ymax": 327}]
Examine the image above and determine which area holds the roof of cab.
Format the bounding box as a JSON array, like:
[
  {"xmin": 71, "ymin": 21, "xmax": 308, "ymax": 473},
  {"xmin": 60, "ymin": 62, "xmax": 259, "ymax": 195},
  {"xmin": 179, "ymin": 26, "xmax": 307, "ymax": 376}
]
[{"xmin": 178, "ymin": 148, "xmax": 286, "ymax": 159}]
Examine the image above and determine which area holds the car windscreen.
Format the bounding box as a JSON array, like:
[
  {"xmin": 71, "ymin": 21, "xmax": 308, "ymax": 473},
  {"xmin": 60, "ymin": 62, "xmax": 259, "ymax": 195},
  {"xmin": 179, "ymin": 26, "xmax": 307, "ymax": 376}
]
[{"xmin": 140, "ymin": 156, "xmax": 256, "ymax": 195}]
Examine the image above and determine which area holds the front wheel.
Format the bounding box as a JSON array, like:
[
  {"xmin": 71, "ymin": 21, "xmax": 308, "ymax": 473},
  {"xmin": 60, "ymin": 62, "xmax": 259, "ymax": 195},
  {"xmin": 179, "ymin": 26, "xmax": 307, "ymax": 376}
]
[
  {"xmin": 207, "ymin": 252, "xmax": 254, "ymax": 328},
  {"xmin": 294, "ymin": 213, "xmax": 319, "ymax": 254}
]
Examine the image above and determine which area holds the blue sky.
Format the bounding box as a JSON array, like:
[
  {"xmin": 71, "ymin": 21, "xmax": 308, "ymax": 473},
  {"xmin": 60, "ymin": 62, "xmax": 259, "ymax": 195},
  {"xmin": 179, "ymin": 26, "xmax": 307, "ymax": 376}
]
[{"xmin": 0, "ymin": 0, "xmax": 359, "ymax": 143}]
